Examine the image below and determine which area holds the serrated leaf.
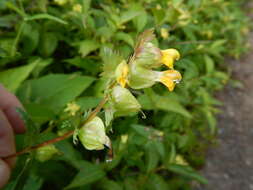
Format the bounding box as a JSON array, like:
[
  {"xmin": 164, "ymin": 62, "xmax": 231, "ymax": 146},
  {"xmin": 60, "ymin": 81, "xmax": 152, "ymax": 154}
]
[{"xmin": 100, "ymin": 46, "xmax": 123, "ymax": 78}]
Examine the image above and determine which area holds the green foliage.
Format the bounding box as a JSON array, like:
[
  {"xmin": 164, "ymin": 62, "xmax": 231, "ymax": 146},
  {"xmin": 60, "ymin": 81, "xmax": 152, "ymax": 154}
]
[{"xmin": 0, "ymin": 0, "xmax": 249, "ymax": 189}]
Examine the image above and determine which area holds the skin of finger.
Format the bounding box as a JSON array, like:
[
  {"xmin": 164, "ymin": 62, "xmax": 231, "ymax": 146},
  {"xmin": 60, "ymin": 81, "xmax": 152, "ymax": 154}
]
[
  {"xmin": 0, "ymin": 84, "xmax": 26, "ymax": 133},
  {"xmin": 0, "ymin": 110, "xmax": 16, "ymax": 168},
  {"xmin": 0, "ymin": 159, "xmax": 11, "ymax": 189}
]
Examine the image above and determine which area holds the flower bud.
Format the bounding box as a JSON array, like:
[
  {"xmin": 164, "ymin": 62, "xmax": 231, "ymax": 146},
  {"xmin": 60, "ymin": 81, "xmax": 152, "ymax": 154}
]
[
  {"xmin": 160, "ymin": 28, "xmax": 169, "ymax": 39},
  {"xmin": 115, "ymin": 60, "xmax": 129, "ymax": 88},
  {"xmin": 128, "ymin": 64, "xmax": 157, "ymax": 89},
  {"xmin": 35, "ymin": 145, "xmax": 59, "ymax": 162},
  {"xmin": 78, "ymin": 116, "xmax": 110, "ymax": 150},
  {"xmin": 111, "ymin": 85, "xmax": 141, "ymax": 116}
]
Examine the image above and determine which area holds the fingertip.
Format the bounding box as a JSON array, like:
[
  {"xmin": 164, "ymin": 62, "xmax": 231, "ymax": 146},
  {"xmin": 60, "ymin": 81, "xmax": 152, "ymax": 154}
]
[
  {"xmin": 4, "ymin": 107, "xmax": 26, "ymax": 134},
  {"xmin": 0, "ymin": 159, "xmax": 11, "ymax": 189}
]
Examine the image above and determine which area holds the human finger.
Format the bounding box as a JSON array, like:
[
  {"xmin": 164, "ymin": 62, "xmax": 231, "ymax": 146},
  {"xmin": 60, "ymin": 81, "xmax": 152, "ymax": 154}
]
[{"xmin": 0, "ymin": 84, "xmax": 26, "ymax": 133}]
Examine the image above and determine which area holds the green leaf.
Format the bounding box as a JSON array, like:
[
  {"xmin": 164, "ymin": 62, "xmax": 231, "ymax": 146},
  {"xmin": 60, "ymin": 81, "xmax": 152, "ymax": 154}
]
[
  {"xmin": 133, "ymin": 11, "xmax": 147, "ymax": 32},
  {"xmin": 78, "ymin": 40, "xmax": 100, "ymax": 57},
  {"xmin": 24, "ymin": 103, "xmax": 55, "ymax": 124},
  {"xmin": 64, "ymin": 161, "xmax": 105, "ymax": 189},
  {"xmin": 204, "ymin": 55, "xmax": 214, "ymax": 73},
  {"xmin": 24, "ymin": 14, "xmax": 68, "ymax": 25},
  {"xmin": 115, "ymin": 32, "xmax": 134, "ymax": 47},
  {"xmin": 54, "ymin": 140, "xmax": 82, "ymax": 168},
  {"xmin": 0, "ymin": 61, "xmax": 37, "ymax": 93},
  {"xmin": 39, "ymin": 32, "xmax": 58, "ymax": 57},
  {"xmin": 167, "ymin": 164, "xmax": 208, "ymax": 184},
  {"xmin": 17, "ymin": 74, "xmax": 95, "ymax": 112},
  {"xmin": 145, "ymin": 142, "xmax": 159, "ymax": 173},
  {"xmin": 98, "ymin": 178, "xmax": 123, "ymax": 190},
  {"xmin": 16, "ymin": 108, "xmax": 39, "ymax": 147},
  {"xmin": 76, "ymin": 96, "xmax": 101, "ymax": 110},
  {"xmin": 120, "ymin": 10, "xmax": 141, "ymax": 25},
  {"xmin": 146, "ymin": 174, "xmax": 169, "ymax": 190},
  {"xmin": 23, "ymin": 174, "xmax": 43, "ymax": 190},
  {"xmin": 139, "ymin": 89, "xmax": 192, "ymax": 118}
]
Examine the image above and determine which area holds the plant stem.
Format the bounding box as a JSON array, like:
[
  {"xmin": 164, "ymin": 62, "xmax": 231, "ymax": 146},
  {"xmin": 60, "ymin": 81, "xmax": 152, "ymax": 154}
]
[{"xmin": 3, "ymin": 96, "xmax": 109, "ymax": 160}]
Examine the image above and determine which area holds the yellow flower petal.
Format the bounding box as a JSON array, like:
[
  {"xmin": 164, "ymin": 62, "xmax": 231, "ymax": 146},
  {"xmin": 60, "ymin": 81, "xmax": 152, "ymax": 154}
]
[
  {"xmin": 159, "ymin": 70, "xmax": 182, "ymax": 91},
  {"xmin": 73, "ymin": 4, "xmax": 82, "ymax": 13},
  {"xmin": 161, "ymin": 49, "xmax": 180, "ymax": 69},
  {"xmin": 115, "ymin": 61, "xmax": 129, "ymax": 88},
  {"xmin": 64, "ymin": 102, "xmax": 80, "ymax": 116}
]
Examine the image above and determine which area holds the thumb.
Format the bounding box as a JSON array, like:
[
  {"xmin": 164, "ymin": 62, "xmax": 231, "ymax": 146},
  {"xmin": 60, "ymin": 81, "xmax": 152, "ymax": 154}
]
[{"xmin": 0, "ymin": 159, "xmax": 11, "ymax": 189}]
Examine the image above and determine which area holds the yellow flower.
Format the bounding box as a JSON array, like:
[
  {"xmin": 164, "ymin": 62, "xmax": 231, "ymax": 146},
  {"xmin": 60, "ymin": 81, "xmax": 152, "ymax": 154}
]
[
  {"xmin": 161, "ymin": 49, "xmax": 180, "ymax": 69},
  {"xmin": 160, "ymin": 28, "xmax": 169, "ymax": 39},
  {"xmin": 158, "ymin": 70, "xmax": 182, "ymax": 91},
  {"xmin": 115, "ymin": 60, "xmax": 129, "ymax": 88},
  {"xmin": 54, "ymin": 0, "xmax": 68, "ymax": 5},
  {"xmin": 64, "ymin": 102, "xmax": 80, "ymax": 116},
  {"xmin": 174, "ymin": 155, "xmax": 188, "ymax": 166},
  {"xmin": 72, "ymin": 4, "xmax": 82, "ymax": 13}
]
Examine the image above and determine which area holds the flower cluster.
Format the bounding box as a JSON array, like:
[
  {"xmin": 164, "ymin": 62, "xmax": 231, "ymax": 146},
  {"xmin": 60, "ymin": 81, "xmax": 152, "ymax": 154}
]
[
  {"xmin": 68, "ymin": 30, "xmax": 182, "ymax": 151},
  {"xmin": 115, "ymin": 42, "xmax": 182, "ymax": 92}
]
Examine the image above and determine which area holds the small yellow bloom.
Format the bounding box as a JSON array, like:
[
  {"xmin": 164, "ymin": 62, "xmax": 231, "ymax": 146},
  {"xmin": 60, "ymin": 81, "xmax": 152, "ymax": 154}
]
[
  {"xmin": 175, "ymin": 155, "xmax": 188, "ymax": 166},
  {"xmin": 115, "ymin": 60, "xmax": 129, "ymax": 88},
  {"xmin": 156, "ymin": 4, "xmax": 162, "ymax": 10},
  {"xmin": 72, "ymin": 4, "xmax": 82, "ymax": 13},
  {"xmin": 121, "ymin": 134, "xmax": 128, "ymax": 144},
  {"xmin": 160, "ymin": 28, "xmax": 169, "ymax": 39},
  {"xmin": 161, "ymin": 49, "xmax": 180, "ymax": 69},
  {"xmin": 54, "ymin": 0, "xmax": 68, "ymax": 5},
  {"xmin": 64, "ymin": 102, "xmax": 80, "ymax": 116},
  {"xmin": 159, "ymin": 70, "xmax": 182, "ymax": 91}
]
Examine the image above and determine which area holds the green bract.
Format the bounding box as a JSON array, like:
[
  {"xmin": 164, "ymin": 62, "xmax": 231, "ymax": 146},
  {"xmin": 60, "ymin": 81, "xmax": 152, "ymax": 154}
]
[
  {"xmin": 35, "ymin": 145, "xmax": 59, "ymax": 162},
  {"xmin": 111, "ymin": 85, "xmax": 141, "ymax": 116},
  {"xmin": 78, "ymin": 117, "xmax": 110, "ymax": 150},
  {"xmin": 128, "ymin": 64, "xmax": 157, "ymax": 89},
  {"xmin": 135, "ymin": 42, "xmax": 162, "ymax": 69}
]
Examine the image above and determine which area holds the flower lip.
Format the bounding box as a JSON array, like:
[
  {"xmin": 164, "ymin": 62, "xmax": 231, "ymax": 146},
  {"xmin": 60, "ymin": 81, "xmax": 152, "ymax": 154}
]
[
  {"xmin": 156, "ymin": 70, "xmax": 182, "ymax": 91},
  {"xmin": 161, "ymin": 49, "xmax": 180, "ymax": 69}
]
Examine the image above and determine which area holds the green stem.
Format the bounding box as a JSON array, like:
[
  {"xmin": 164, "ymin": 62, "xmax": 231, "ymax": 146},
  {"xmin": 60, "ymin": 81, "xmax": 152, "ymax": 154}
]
[{"xmin": 11, "ymin": 21, "xmax": 25, "ymax": 57}]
